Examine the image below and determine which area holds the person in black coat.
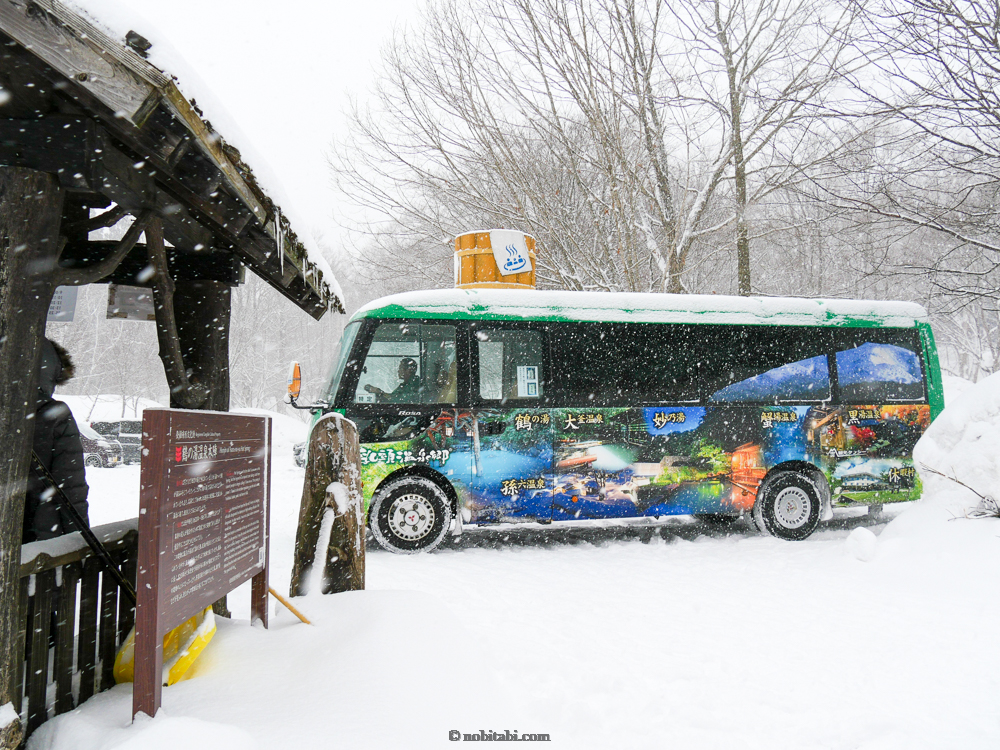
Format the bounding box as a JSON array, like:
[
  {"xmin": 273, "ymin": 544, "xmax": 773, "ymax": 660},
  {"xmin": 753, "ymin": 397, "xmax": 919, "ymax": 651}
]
[{"xmin": 23, "ymin": 339, "xmax": 90, "ymax": 543}]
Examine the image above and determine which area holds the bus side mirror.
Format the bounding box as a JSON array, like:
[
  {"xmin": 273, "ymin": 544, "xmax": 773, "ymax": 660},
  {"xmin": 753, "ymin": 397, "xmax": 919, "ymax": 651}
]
[
  {"xmin": 284, "ymin": 360, "xmax": 330, "ymax": 411},
  {"xmin": 286, "ymin": 361, "xmax": 302, "ymax": 404}
]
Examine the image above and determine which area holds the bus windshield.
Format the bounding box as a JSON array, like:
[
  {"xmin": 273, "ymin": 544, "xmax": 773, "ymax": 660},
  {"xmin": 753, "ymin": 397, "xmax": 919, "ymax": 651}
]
[{"xmin": 324, "ymin": 320, "xmax": 361, "ymax": 404}]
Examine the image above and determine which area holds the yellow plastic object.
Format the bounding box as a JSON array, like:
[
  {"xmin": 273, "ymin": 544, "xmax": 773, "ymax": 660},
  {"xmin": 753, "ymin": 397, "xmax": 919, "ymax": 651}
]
[{"xmin": 114, "ymin": 607, "xmax": 217, "ymax": 686}]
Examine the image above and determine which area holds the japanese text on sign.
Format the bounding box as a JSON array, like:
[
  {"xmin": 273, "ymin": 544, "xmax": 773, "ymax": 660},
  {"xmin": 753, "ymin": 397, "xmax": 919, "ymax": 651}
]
[
  {"xmin": 360, "ymin": 446, "xmax": 450, "ymax": 466},
  {"xmin": 652, "ymin": 412, "xmax": 686, "ymax": 429},
  {"xmin": 134, "ymin": 409, "xmax": 271, "ymax": 722},
  {"xmin": 887, "ymin": 466, "xmax": 917, "ymax": 483},
  {"xmin": 760, "ymin": 411, "xmax": 798, "ymax": 428},
  {"xmin": 501, "ymin": 478, "xmax": 546, "ymax": 496},
  {"xmin": 514, "ymin": 413, "xmax": 551, "ymax": 430},
  {"xmin": 564, "ymin": 413, "xmax": 604, "ymax": 430},
  {"xmin": 848, "ymin": 408, "xmax": 880, "ymax": 422}
]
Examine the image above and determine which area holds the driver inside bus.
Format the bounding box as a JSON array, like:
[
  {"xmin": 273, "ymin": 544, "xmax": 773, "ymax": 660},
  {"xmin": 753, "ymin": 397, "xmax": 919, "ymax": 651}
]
[{"xmin": 364, "ymin": 357, "xmax": 423, "ymax": 403}]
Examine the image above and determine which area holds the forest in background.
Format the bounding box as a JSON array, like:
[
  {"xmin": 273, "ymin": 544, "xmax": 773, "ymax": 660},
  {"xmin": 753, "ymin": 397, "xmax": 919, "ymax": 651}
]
[
  {"xmin": 48, "ymin": 0, "xmax": 1000, "ymax": 412},
  {"xmin": 333, "ymin": 0, "xmax": 1000, "ymax": 383}
]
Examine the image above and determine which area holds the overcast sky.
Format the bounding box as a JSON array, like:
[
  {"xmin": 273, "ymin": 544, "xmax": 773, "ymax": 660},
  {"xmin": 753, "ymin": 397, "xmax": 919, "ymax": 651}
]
[{"xmin": 75, "ymin": 0, "xmax": 421, "ymax": 263}]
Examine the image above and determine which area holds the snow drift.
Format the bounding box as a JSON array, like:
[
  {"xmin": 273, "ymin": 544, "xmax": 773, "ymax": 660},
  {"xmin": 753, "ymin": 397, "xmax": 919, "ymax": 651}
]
[{"xmin": 26, "ymin": 378, "xmax": 1000, "ymax": 749}]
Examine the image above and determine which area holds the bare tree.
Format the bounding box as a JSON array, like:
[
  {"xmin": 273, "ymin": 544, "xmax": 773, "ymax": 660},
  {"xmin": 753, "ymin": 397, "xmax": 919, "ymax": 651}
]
[
  {"xmin": 663, "ymin": 0, "xmax": 862, "ymax": 293},
  {"xmin": 333, "ymin": 0, "xmax": 859, "ymax": 295},
  {"xmin": 824, "ymin": 1, "xmax": 1000, "ymax": 303}
]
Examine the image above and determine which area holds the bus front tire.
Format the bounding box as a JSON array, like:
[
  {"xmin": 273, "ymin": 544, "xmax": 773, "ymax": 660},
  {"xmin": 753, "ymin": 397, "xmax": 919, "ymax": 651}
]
[
  {"xmin": 752, "ymin": 471, "xmax": 822, "ymax": 541},
  {"xmin": 369, "ymin": 476, "xmax": 453, "ymax": 554}
]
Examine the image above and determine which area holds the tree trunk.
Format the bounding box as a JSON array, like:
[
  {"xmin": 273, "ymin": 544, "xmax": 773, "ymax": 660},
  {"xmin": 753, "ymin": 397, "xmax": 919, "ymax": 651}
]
[
  {"xmin": 0, "ymin": 167, "xmax": 63, "ymax": 745},
  {"xmin": 715, "ymin": 0, "xmax": 751, "ymax": 297},
  {"xmin": 168, "ymin": 278, "xmax": 233, "ymax": 616},
  {"xmin": 289, "ymin": 414, "xmax": 364, "ymax": 597}
]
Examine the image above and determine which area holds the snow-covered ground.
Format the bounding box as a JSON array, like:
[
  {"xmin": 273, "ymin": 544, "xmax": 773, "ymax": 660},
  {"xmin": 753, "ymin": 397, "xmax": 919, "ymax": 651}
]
[{"xmin": 29, "ymin": 378, "xmax": 1000, "ymax": 749}]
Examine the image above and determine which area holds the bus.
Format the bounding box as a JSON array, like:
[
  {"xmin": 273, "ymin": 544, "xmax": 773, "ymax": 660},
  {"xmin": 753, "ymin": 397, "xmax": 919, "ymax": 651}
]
[{"xmin": 318, "ymin": 289, "xmax": 943, "ymax": 553}]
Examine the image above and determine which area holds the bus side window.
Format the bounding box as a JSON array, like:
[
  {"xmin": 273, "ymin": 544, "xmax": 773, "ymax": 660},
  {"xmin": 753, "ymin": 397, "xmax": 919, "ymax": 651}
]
[
  {"xmin": 476, "ymin": 329, "xmax": 544, "ymax": 402},
  {"xmin": 707, "ymin": 326, "xmax": 831, "ymax": 404},
  {"xmin": 550, "ymin": 322, "xmax": 703, "ymax": 406},
  {"xmin": 834, "ymin": 329, "xmax": 926, "ymax": 403},
  {"xmin": 354, "ymin": 322, "xmax": 458, "ymax": 405}
]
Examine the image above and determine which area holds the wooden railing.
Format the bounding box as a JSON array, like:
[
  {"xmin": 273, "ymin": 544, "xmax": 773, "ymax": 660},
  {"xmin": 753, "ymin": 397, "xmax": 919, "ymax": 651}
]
[{"xmin": 16, "ymin": 520, "xmax": 138, "ymax": 741}]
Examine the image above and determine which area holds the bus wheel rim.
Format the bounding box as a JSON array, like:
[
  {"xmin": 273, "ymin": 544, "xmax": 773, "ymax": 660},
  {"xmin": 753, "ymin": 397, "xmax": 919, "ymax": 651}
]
[
  {"xmin": 388, "ymin": 494, "xmax": 436, "ymax": 541},
  {"xmin": 773, "ymin": 486, "xmax": 810, "ymax": 529}
]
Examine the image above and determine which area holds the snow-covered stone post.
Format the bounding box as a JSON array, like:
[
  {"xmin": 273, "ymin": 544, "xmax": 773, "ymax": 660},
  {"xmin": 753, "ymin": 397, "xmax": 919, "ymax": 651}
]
[
  {"xmin": 0, "ymin": 166, "xmax": 64, "ymax": 749},
  {"xmin": 289, "ymin": 413, "xmax": 364, "ymax": 596}
]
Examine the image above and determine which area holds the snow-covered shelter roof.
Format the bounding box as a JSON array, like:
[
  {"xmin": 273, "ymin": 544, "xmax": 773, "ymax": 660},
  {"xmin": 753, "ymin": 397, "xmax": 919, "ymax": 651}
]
[
  {"xmin": 0, "ymin": 0, "xmax": 341, "ymax": 317},
  {"xmin": 353, "ymin": 289, "xmax": 929, "ymax": 328}
]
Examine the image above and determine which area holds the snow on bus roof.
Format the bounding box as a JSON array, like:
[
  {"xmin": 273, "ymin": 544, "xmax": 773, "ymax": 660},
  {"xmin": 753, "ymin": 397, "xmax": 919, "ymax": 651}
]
[{"xmin": 353, "ymin": 289, "xmax": 929, "ymax": 327}]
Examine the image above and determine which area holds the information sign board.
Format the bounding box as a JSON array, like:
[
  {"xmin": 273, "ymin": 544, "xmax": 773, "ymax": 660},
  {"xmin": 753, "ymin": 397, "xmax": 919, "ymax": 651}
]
[{"xmin": 134, "ymin": 409, "xmax": 271, "ymax": 719}]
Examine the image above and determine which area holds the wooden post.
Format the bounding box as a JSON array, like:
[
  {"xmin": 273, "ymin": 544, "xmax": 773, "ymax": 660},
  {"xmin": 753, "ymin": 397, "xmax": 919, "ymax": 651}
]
[
  {"xmin": 289, "ymin": 414, "xmax": 364, "ymax": 597},
  {"xmin": 0, "ymin": 167, "xmax": 63, "ymax": 748},
  {"xmin": 167, "ymin": 278, "xmax": 233, "ymax": 617},
  {"xmin": 171, "ymin": 279, "xmax": 231, "ymax": 411},
  {"xmin": 146, "ymin": 218, "xmax": 210, "ymax": 409}
]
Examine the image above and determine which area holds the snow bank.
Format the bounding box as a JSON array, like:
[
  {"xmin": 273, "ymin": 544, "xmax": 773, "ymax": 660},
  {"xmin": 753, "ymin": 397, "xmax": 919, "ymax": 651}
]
[
  {"xmin": 878, "ymin": 371, "xmax": 1000, "ymax": 554},
  {"xmin": 28, "ymin": 376, "xmax": 1000, "ymax": 749},
  {"xmin": 913, "ymin": 370, "xmax": 1000, "ymax": 504},
  {"xmin": 28, "ymin": 591, "xmax": 502, "ymax": 750},
  {"xmin": 28, "ymin": 710, "xmax": 257, "ymax": 750},
  {"xmin": 941, "ymin": 374, "xmax": 975, "ymax": 404}
]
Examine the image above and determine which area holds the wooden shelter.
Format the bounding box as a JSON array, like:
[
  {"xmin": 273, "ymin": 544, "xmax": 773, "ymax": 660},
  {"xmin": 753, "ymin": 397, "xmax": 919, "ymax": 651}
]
[{"xmin": 0, "ymin": 2, "xmax": 340, "ymax": 743}]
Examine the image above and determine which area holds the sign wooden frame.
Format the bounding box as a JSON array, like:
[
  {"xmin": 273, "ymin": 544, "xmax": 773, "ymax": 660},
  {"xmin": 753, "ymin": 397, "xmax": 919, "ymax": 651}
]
[{"xmin": 133, "ymin": 409, "xmax": 271, "ymax": 719}]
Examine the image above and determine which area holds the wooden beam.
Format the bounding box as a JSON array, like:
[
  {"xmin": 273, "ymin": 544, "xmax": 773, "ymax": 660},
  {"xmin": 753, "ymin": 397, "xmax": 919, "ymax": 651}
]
[
  {"xmin": 0, "ymin": 0, "xmax": 164, "ymax": 125},
  {"xmin": 61, "ymin": 204, "xmax": 125, "ymax": 236},
  {"xmin": 146, "ymin": 217, "xmax": 210, "ymax": 409},
  {"xmin": 0, "ymin": 2, "xmax": 339, "ymax": 314},
  {"xmin": 0, "ymin": 116, "xmax": 90, "ymax": 189},
  {"xmin": 0, "ymin": 115, "xmax": 336, "ymax": 313},
  {"xmin": 52, "ymin": 210, "xmax": 151, "ymax": 286},
  {"xmin": 0, "ymin": 3, "xmax": 275, "ymax": 241},
  {"xmin": 58, "ymin": 240, "xmax": 242, "ymax": 286},
  {"xmin": 0, "ymin": 105, "xmax": 336, "ymax": 314}
]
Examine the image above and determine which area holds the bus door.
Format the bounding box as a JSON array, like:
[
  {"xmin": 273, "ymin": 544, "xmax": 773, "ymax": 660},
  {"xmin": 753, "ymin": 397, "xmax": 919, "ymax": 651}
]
[
  {"xmin": 469, "ymin": 322, "xmax": 552, "ymax": 523},
  {"xmin": 347, "ymin": 320, "xmax": 472, "ymax": 502}
]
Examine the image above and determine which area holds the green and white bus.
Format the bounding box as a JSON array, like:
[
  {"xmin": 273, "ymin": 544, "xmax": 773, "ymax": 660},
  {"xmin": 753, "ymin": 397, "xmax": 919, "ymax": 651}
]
[{"xmin": 318, "ymin": 289, "xmax": 943, "ymax": 553}]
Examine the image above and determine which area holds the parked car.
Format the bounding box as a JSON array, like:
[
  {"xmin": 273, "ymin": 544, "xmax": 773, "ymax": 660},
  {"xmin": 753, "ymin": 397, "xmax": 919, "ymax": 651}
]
[
  {"xmin": 79, "ymin": 423, "xmax": 123, "ymax": 468},
  {"xmin": 91, "ymin": 420, "xmax": 142, "ymax": 464}
]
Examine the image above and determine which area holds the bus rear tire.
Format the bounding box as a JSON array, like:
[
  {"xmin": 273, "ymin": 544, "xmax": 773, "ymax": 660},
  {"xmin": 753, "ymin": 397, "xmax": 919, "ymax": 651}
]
[
  {"xmin": 752, "ymin": 471, "xmax": 822, "ymax": 541},
  {"xmin": 369, "ymin": 476, "xmax": 453, "ymax": 554}
]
